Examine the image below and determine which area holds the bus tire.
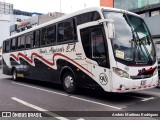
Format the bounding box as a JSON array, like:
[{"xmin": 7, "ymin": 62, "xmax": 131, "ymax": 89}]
[
  {"xmin": 62, "ymin": 72, "xmax": 76, "ymax": 94},
  {"xmin": 12, "ymin": 69, "xmax": 18, "ymax": 81}
]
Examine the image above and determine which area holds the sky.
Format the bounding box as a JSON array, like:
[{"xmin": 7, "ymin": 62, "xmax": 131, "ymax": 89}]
[{"xmin": 4, "ymin": 0, "xmax": 100, "ymax": 14}]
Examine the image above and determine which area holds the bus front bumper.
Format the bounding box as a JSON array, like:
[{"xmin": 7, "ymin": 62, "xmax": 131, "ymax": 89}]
[{"xmin": 111, "ymin": 73, "xmax": 158, "ymax": 93}]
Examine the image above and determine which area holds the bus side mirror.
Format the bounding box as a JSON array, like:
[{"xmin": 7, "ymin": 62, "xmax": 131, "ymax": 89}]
[{"xmin": 107, "ymin": 22, "xmax": 115, "ymax": 39}]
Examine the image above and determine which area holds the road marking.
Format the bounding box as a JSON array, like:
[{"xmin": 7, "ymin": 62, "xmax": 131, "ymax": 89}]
[
  {"xmin": 122, "ymin": 94, "xmax": 155, "ymax": 101},
  {"xmin": 12, "ymin": 82, "xmax": 68, "ymax": 97},
  {"xmin": 77, "ymin": 118, "xmax": 85, "ymax": 120},
  {"xmin": 11, "ymin": 97, "xmax": 69, "ymax": 120},
  {"xmin": 12, "ymin": 82, "xmax": 122, "ymax": 110},
  {"xmin": 70, "ymin": 96, "xmax": 122, "ymax": 110},
  {"xmin": 141, "ymin": 97, "xmax": 155, "ymax": 101}
]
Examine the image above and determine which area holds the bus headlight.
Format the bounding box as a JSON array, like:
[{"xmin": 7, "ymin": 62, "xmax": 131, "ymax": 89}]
[
  {"xmin": 113, "ymin": 67, "xmax": 130, "ymax": 78},
  {"xmin": 153, "ymin": 67, "xmax": 158, "ymax": 76}
]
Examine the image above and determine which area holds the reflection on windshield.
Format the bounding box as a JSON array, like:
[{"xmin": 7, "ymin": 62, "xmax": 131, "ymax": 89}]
[
  {"xmin": 127, "ymin": 14, "xmax": 154, "ymax": 63},
  {"xmin": 103, "ymin": 12, "xmax": 156, "ymax": 65}
]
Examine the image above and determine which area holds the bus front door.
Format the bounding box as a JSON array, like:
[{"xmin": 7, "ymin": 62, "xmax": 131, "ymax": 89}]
[{"xmin": 90, "ymin": 26, "xmax": 111, "ymax": 92}]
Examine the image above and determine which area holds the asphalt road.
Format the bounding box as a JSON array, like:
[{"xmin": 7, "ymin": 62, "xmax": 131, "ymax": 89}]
[{"xmin": 0, "ymin": 68, "xmax": 160, "ymax": 120}]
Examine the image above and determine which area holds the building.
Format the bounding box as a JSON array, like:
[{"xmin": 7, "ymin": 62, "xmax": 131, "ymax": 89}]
[
  {"xmin": 38, "ymin": 12, "xmax": 65, "ymax": 25},
  {"xmin": 0, "ymin": 1, "xmax": 13, "ymax": 14},
  {"xmin": 10, "ymin": 12, "xmax": 65, "ymax": 35},
  {"xmin": 0, "ymin": 1, "xmax": 44, "ymax": 65},
  {"xmin": 0, "ymin": 1, "xmax": 13, "ymax": 46},
  {"xmin": 0, "ymin": 1, "xmax": 34, "ymax": 45},
  {"xmin": 100, "ymin": 0, "xmax": 160, "ymax": 43}
]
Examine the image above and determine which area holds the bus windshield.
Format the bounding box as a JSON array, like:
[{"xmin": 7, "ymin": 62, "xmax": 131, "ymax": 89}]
[{"xmin": 103, "ymin": 12, "xmax": 156, "ymax": 65}]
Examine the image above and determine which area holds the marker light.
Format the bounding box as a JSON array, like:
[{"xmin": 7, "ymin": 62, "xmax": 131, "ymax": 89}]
[{"xmin": 113, "ymin": 67, "xmax": 130, "ymax": 78}]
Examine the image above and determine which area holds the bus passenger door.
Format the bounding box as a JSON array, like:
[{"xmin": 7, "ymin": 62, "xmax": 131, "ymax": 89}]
[
  {"xmin": 80, "ymin": 25, "xmax": 111, "ymax": 91},
  {"xmin": 90, "ymin": 26, "xmax": 111, "ymax": 92}
]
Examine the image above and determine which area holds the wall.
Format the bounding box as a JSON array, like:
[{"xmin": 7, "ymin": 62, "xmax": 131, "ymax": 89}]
[
  {"xmin": 100, "ymin": 0, "xmax": 114, "ymax": 7},
  {"xmin": 114, "ymin": 0, "xmax": 160, "ymax": 10},
  {"xmin": 0, "ymin": 14, "xmax": 11, "ymax": 46},
  {"xmin": 38, "ymin": 12, "xmax": 64, "ymax": 25},
  {"xmin": 144, "ymin": 16, "xmax": 160, "ymax": 36}
]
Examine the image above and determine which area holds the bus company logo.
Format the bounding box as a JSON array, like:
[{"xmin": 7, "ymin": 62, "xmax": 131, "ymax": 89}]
[
  {"xmin": 66, "ymin": 43, "xmax": 76, "ymax": 52},
  {"xmin": 99, "ymin": 73, "xmax": 108, "ymax": 85}
]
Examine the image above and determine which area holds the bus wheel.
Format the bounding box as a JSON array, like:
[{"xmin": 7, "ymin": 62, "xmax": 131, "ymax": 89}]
[
  {"xmin": 12, "ymin": 69, "xmax": 18, "ymax": 81},
  {"xmin": 62, "ymin": 72, "xmax": 76, "ymax": 94}
]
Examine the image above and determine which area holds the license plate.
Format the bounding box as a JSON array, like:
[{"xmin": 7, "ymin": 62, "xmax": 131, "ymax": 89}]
[{"xmin": 141, "ymin": 80, "xmax": 147, "ymax": 85}]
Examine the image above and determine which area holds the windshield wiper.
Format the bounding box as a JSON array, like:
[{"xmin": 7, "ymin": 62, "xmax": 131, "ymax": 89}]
[
  {"xmin": 124, "ymin": 14, "xmax": 153, "ymax": 64},
  {"xmin": 133, "ymin": 32, "xmax": 153, "ymax": 64}
]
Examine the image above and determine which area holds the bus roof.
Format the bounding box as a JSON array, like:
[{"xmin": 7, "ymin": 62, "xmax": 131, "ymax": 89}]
[{"xmin": 5, "ymin": 7, "xmax": 140, "ymax": 40}]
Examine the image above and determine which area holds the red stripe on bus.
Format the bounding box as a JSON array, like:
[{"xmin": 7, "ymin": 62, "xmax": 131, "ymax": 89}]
[{"xmin": 10, "ymin": 53, "xmax": 94, "ymax": 76}]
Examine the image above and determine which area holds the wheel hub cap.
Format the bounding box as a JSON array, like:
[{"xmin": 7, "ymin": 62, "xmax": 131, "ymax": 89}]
[{"xmin": 64, "ymin": 76, "xmax": 73, "ymax": 88}]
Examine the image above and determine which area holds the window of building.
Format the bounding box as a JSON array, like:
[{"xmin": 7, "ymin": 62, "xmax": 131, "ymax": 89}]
[
  {"xmin": 149, "ymin": 0, "xmax": 160, "ymax": 5},
  {"xmin": 140, "ymin": 0, "xmax": 149, "ymax": 8},
  {"xmin": 114, "ymin": 0, "xmax": 128, "ymax": 10},
  {"xmin": 151, "ymin": 10, "xmax": 160, "ymax": 16},
  {"xmin": 114, "ymin": 0, "xmax": 160, "ymax": 10},
  {"xmin": 57, "ymin": 19, "xmax": 76, "ymax": 42},
  {"xmin": 129, "ymin": 0, "xmax": 138, "ymax": 10}
]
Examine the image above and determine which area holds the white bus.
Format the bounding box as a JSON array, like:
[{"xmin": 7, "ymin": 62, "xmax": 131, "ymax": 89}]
[{"xmin": 2, "ymin": 7, "xmax": 158, "ymax": 93}]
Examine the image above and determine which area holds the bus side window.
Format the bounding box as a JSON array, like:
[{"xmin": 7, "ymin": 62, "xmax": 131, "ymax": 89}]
[
  {"xmin": 41, "ymin": 27, "xmax": 47, "ymax": 45},
  {"xmin": 3, "ymin": 41, "xmax": 6, "ymax": 53},
  {"xmin": 41, "ymin": 25, "xmax": 56, "ymax": 45},
  {"xmin": 57, "ymin": 19, "xmax": 75, "ymax": 43},
  {"xmin": 26, "ymin": 32, "xmax": 33, "ymax": 49},
  {"xmin": 20, "ymin": 35, "xmax": 25, "ymax": 49},
  {"xmin": 18, "ymin": 36, "xmax": 21, "ymax": 49},
  {"xmin": 6, "ymin": 40, "xmax": 10, "ymax": 53},
  {"xmin": 47, "ymin": 25, "xmax": 56, "ymax": 44},
  {"xmin": 11, "ymin": 38, "xmax": 17, "ymax": 51},
  {"xmin": 80, "ymin": 28, "xmax": 91, "ymax": 59},
  {"xmin": 33, "ymin": 30, "xmax": 40, "ymax": 47},
  {"xmin": 77, "ymin": 11, "xmax": 101, "ymax": 25},
  {"xmin": 57, "ymin": 22, "xmax": 64, "ymax": 42},
  {"xmin": 63, "ymin": 19, "xmax": 74, "ymax": 41}
]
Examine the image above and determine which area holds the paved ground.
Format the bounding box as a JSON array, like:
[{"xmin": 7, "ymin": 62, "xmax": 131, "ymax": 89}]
[{"xmin": 0, "ymin": 68, "xmax": 160, "ymax": 120}]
